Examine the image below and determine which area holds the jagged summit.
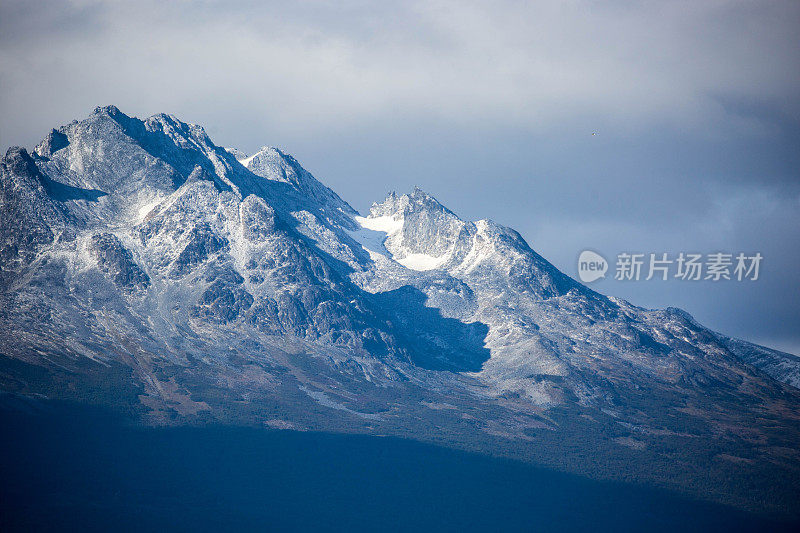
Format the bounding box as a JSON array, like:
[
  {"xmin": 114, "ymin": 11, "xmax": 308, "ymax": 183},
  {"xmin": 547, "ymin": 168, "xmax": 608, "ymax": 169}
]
[
  {"xmin": 19, "ymin": 106, "xmax": 358, "ymax": 233},
  {"xmin": 93, "ymin": 104, "xmax": 121, "ymax": 115},
  {"xmin": 4, "ymin": 146, "xmax": 38, "ymax": 175},
  {"xmin": 242, "ymin": 145, "xmax": 327, "ymax": 189},
  {"xmin": 369, "ymin": 187, "xmax": 453, "ymax": 218}
]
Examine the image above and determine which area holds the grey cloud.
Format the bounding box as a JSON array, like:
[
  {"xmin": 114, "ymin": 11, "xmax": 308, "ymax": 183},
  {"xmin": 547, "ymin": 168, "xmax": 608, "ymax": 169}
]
[{"xmin": 3, "ymin": 0, "xmax": 799, "ymax": 144}]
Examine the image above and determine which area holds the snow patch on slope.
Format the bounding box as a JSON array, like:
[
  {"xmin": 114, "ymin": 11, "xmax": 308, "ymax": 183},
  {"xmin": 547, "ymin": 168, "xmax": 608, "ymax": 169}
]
[
  {"xmin": 350, "ymin": 214, "xmax": 455, "ymax": 271},
  {"xmin": 396, "ymin": 253, "xmax": 449, "ymax": 271},
  {"xmin": 239, "ymin": 153, "xmax": 256, "ymax": 168},
  {"xmin": 137, "ymin": 196, "xmax": 164, "ymax": 222},
  {"xmin": 347, "ymin": 215, "xmax": 401, "ymax": 262},
  {"xmin": 355, "ymin": 215, "xmax": 403, "ymax": 234}
]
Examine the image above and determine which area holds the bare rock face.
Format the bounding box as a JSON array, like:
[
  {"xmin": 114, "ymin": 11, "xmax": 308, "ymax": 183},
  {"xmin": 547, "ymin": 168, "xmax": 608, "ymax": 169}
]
[
  {"xmin": 88, "ymin": 233, "xmax": 150, "ymax": 291},
  {"xmin": 0, "ymin": 147, "xmax": 70, "ymax": 286},
  {"xmin": 1, "ymin": 106, "xmax": 799, "ymax": 515}
]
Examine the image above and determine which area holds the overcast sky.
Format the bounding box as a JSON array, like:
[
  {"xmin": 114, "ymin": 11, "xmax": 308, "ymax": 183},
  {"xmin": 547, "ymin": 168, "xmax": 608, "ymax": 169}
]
[{"xmin": 1, "ymin": 0, "xmax": 798, "ymax": 353}]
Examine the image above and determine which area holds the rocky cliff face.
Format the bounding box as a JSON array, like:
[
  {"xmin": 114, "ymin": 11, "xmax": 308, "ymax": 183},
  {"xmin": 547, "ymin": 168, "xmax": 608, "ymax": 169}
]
[{"xmin": 2, "ymin": 106, "xmax": 799, "ymax": 514}]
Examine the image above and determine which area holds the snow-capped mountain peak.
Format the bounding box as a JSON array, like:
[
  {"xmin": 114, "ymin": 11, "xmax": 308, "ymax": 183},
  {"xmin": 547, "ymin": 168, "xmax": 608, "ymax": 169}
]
[
  {"xmin": 2, "ymin": 107, "xmax": 800, "ymax": 514},
  {"xmin": 359, "ymin": 188, "xmax": 468, "ymax": 271}
]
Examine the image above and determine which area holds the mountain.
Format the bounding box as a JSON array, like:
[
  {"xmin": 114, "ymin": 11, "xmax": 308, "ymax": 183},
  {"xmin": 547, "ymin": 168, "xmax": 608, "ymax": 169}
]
[{"xmin": 2, "ymin": 106, "xmax": 799, "ymax": 516}]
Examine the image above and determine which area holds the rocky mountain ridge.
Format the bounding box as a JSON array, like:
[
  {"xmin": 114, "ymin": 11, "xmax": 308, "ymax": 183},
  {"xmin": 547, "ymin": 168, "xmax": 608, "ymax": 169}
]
[{"xmin": 2, "ymin": 105, "xmax": 799, "ymax": 515}]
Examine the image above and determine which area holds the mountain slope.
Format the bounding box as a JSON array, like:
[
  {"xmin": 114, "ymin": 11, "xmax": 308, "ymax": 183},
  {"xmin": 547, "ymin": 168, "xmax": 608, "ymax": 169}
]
[{"xmin": 1, "ymin": 106, "xmax": 799, "ymax": 515}]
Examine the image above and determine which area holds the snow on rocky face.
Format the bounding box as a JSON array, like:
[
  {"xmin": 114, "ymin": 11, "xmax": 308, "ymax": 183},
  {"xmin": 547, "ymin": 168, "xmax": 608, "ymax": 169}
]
[{"xmin": 2, "ymin": 106, "xmax": 800, "ymax": 512}]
